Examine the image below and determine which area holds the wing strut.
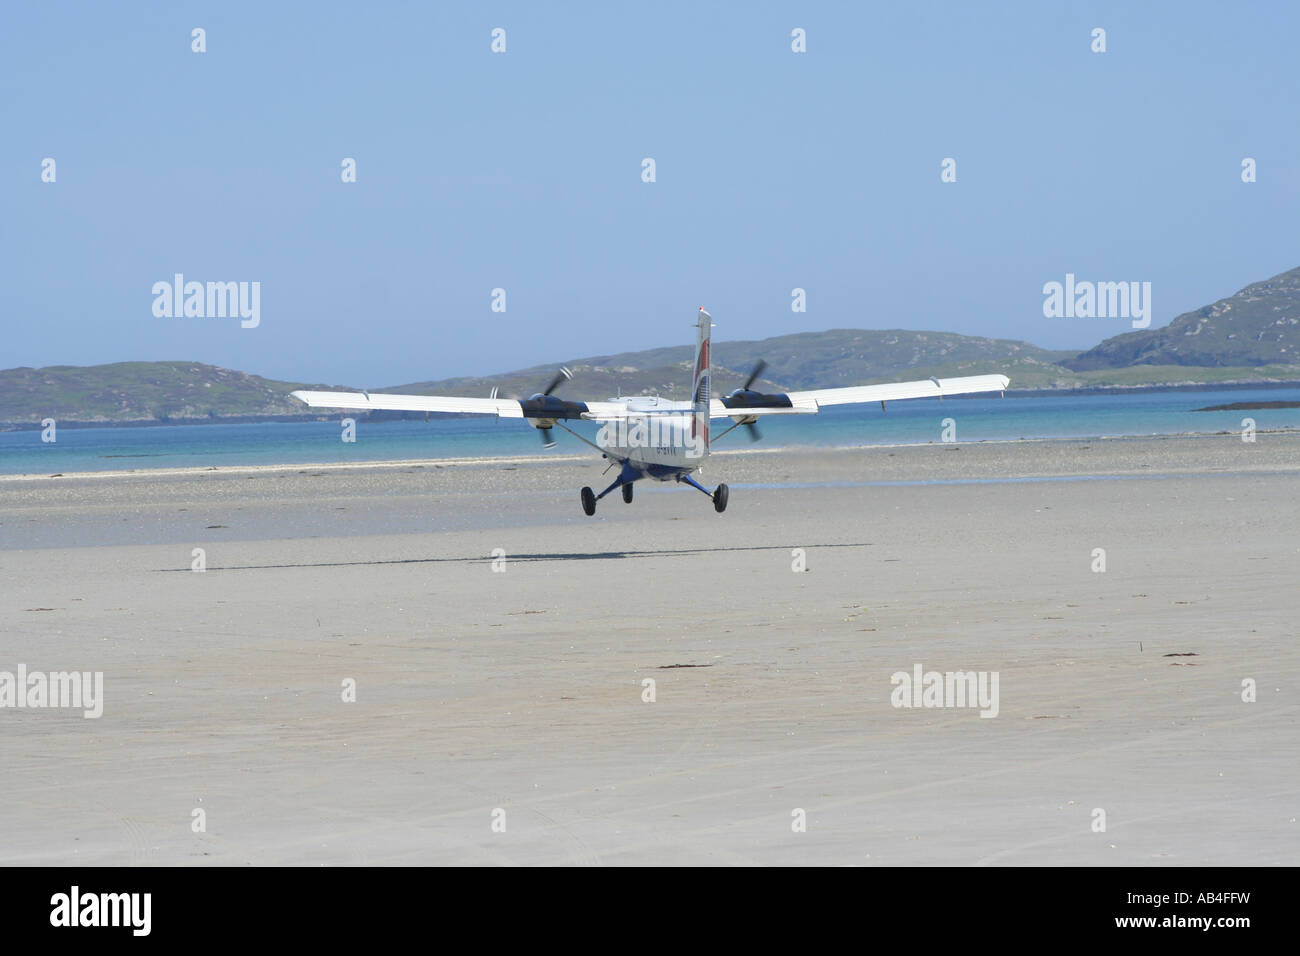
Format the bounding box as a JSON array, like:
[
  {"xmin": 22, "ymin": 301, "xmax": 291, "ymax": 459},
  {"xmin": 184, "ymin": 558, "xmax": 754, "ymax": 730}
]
[{"xmin": 552, "ymin": 421, "xmax": 628, "ymax": 463}]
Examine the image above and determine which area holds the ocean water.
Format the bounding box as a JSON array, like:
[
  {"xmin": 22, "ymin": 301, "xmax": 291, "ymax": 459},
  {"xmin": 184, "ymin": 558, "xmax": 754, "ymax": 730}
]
[{"xmin": 2, "ymin": 386, "xmax": 1298, "ymax": 476}]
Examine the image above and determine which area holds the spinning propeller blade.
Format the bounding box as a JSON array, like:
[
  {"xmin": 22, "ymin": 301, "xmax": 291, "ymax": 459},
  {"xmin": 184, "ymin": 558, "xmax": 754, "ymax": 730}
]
[{"xmin": 542, "ymin": 367, "xmax": 573, "ymax": 396}]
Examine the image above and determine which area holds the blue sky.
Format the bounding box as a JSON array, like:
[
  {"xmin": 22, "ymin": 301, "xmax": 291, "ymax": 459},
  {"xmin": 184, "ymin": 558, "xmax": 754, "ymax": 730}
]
[{"xmin": 3, "ymin": 1, "xmax": 1297, "ymax": 386}]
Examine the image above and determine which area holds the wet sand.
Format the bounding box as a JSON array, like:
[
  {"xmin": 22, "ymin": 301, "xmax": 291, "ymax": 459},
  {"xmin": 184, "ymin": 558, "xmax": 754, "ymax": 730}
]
[{"xmin": 2, "ymin": 435, "xmax": 1297, "ymax": 865}]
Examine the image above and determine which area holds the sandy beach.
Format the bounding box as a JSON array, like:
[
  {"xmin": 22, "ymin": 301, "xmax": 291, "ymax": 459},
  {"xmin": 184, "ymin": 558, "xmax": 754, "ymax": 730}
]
[{"xmin": 2, "ymin": 434, "xmax": 1297, "ymax": 865}]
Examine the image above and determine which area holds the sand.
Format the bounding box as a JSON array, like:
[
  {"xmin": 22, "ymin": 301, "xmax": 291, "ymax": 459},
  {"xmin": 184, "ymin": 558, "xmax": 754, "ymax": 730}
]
[{"xmin": 1, "ymin": 434, "xmax": 1297, "ymax": 865}]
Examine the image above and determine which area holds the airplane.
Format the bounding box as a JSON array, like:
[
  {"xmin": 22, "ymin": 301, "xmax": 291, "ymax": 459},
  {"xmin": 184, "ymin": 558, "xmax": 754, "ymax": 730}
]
[{"xmin": 289, "ymin": 309, "xmax": 1010, "ymax": 516}]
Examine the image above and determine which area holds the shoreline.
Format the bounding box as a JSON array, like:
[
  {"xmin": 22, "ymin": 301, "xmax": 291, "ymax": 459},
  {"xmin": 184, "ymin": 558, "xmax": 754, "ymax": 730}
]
[{"xmin": 3, "ymin": 428, "xmax": 1297, "ymax": 482}]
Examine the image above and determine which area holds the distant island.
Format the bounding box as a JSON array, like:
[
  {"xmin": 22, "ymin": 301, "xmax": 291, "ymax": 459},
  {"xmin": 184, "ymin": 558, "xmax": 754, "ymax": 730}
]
[
  {"xmin": 4, "ymin": 266, "xmax": 1300, "ymax": 428},
  {"xmin": 1194, "ymin": 401, "xmax": 1300, "ymax": 412}
]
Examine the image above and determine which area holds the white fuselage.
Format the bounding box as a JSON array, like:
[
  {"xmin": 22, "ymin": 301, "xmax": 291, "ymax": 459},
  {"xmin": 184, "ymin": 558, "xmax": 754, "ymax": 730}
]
[{"xmin": 596, "ymin": 408, "xmax": 707, "ymax": 478}]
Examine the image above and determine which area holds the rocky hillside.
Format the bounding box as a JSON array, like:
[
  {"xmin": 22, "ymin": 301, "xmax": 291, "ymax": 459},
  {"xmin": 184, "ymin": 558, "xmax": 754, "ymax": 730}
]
[
  {"xmin": 9, "ymin": 273, "xmax": 1300, "ymax": 427},
  {"xmin": 1064, "ymin": 267, "xmax": 1300, "ymax": 370},
  {"xmin": 389, "ymin": 330, "xmax": 1075, "ymax": 400},
  {"xmin": 0, "ymin": 362, "xmax": 339, "ymax": 424}
]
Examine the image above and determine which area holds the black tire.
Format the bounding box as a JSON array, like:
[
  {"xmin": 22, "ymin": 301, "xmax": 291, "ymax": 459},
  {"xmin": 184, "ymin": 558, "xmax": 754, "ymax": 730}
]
[
  {"xmin": 622, "ymin": 483, "xmax": 634, "ymax": 504},
  {"xmin": 713, "ymin": 483, "xmax": 729, "ymax": 513},
  {"xmin": 581, "ymin": 486, "xmax": 597, "ymax": 516}
]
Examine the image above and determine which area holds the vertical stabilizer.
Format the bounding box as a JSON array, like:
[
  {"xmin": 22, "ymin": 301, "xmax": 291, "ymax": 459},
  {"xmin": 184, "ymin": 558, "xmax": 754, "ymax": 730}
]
[{"xmin": 692, "ymin": 308, "xmax": 712, "ymax": 453}]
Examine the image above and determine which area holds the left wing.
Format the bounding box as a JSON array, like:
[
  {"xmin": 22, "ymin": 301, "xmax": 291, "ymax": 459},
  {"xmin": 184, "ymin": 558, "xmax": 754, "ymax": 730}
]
[{"xmin": 709, "ymin": 373, "xmax": 1010, "ymax": 417}]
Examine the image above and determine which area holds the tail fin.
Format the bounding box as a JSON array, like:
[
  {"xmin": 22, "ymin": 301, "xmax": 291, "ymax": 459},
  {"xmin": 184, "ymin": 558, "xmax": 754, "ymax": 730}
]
[{"xmin": 692, "ymin": 308, "xmax": 712, "ymax": 452}]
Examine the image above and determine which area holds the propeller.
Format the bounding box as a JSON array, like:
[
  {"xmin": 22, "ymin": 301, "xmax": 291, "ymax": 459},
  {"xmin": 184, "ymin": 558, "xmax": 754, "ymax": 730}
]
[
  {"xmin": 740, "ymin": 360, "xmax": 768, "ymax": 441},
  {"xmin": 534, "ymin": 367, "xmax": 572, "ymax": 448},
  {"xmin": 715, "ymin": 359, "xmax": 788, "ymax": 444},
  {"xmin": 741, "ymin": 359, "xmax": 768, "ymax": 392},
  {"xmin": 542, "ymin": 367, "xmax": 572, "ymax": 397}
]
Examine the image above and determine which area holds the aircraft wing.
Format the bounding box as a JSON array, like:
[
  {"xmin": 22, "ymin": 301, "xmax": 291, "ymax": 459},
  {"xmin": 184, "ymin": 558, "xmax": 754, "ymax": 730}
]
[
  {"xmin": 709, "ymin": 373, "xmax": 1010, "ymax": 417},
  {"xmin": 291, "ymin": 390, "xmax": 527, "ymax": 416},
  {"xmin": 291, "ymin": 372, "xmax": 1009, "ymax": 421},
  {"xmin": 290, "ymin": 389, "xmax": 634, "ymax": 421}
]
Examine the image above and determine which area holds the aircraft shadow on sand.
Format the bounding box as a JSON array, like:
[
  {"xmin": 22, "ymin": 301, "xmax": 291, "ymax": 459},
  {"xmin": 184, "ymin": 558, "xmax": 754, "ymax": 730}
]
[{"xmin": 156, "ymin": 541, "xmax": 875, "ymax": 572}]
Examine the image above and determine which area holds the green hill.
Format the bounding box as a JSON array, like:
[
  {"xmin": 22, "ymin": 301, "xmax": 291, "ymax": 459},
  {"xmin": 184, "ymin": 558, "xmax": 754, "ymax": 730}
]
[
  {"xmin": 388, "ymin": 330, "xmax": 1075, "ymax": 400},
  {"xmin": 8, "ymin": 274, "xmax": 1300, "ymax": 427},
  {"xmin": 0, "ymin": 362, "xmax": 342, "ymax": 425},
  {"xmin": 1065, "ymin": 266, "xmax": 1300, "ymax": 370}
]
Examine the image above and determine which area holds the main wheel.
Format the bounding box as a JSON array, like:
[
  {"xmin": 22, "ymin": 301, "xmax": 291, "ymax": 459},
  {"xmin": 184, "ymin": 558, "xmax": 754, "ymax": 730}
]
[
  {"xmin": 712, "ymin": 483, "xmax": 729, "ymax": 513},
  {"xmin": 622, "ymin": 483, "xmax": 634, "ymax": 504},
  {"xmin": 580, "ymin": 486, "xmax": 597, "ymax": 516}
]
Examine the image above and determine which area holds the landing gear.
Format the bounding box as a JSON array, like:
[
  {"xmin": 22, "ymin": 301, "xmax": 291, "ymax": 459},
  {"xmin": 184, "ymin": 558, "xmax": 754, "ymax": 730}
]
[
  {"xmin": 586, "ymin": 464, "xmax": 639, "ymax": 514},
  {"xmin": 677, "ymin": 472, "xmax": 730, "ymax": 514},
  {"xmin": 584, "ymin": 471, "xmax": 728, "ymax": 515},
  {"xmin": 713, "ymin": 483, "xmax": 729, "ymax": 513}
]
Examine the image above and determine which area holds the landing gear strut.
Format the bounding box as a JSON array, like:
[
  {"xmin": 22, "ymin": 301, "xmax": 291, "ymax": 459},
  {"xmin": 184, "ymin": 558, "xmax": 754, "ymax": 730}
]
[
  {"xmin": 676, "ymin": 473, "xmax": 730, "ymax": 514},
  {"xmin": 581, "ymin": 465, "xmax": 640, "ymax": 516}
]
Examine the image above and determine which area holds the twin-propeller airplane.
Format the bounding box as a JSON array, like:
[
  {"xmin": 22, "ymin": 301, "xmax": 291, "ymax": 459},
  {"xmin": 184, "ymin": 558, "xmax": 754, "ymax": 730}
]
[{"xmin": 291, "ymin": 309, "xmax": 1010, "ymax": 515}]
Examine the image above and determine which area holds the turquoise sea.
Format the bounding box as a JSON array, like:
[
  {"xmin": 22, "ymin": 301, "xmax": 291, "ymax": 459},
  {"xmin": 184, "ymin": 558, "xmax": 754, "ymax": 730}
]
[{"xmin": 2, "ymin": 386, "xmax": 1298, "ymax": 476}]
